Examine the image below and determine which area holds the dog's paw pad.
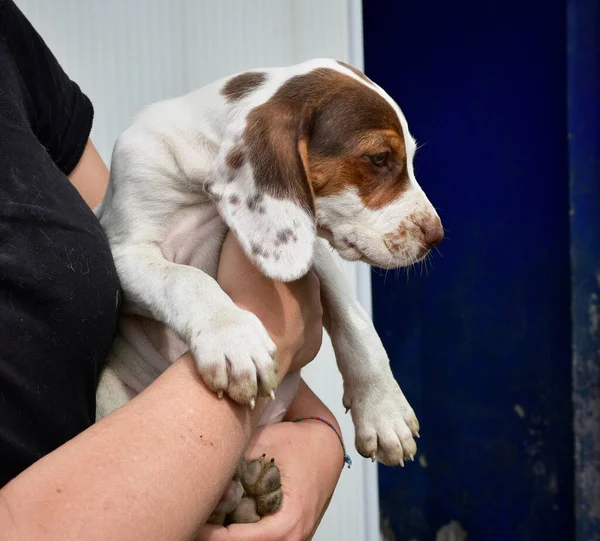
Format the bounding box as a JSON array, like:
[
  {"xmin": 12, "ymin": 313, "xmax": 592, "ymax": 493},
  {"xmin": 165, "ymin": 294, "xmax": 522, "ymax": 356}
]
[
  {"xmin": 229, "ymin": 496, "xmax": 261, "ymax": 524},
  {"xmin": 206, "ymin": 477, "xmax": 244, "ymax": 524},
  {"xmin": 213, "ymin": 478, "xmax": 244, "ymax": 515},
  {"xmin": 228, "ymin": 455, "xmax": 283, "ymax": 524}
]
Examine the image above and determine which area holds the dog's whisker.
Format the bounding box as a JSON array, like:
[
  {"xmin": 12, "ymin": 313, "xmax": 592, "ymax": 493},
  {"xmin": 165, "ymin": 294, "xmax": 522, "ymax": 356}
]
[{"xmin": 424, "ymin": 253, "xmax": 433, "ymax": 276}]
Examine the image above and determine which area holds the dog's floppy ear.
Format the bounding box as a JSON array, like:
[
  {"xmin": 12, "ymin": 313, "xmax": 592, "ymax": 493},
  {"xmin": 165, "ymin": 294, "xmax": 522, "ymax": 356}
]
[{"xmin": 209, "ymin": 102, "xmax": 316, "ymax": 282}]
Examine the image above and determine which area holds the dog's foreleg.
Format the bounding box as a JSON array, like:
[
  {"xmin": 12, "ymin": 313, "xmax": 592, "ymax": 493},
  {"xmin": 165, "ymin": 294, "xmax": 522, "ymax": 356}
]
[
  {"xmin": 111, "ymin": 243, "xmax": 279, "ymax": 406},
  {"xmin": 313, "ymin": 239, "xmax": 419, "ymax": 466}
]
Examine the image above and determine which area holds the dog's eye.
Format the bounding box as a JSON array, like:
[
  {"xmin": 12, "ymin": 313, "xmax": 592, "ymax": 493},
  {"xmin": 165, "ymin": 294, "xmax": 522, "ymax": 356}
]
[{"xmin": 368, "ymin": 152, "xmax": 390, "ymax": 167}]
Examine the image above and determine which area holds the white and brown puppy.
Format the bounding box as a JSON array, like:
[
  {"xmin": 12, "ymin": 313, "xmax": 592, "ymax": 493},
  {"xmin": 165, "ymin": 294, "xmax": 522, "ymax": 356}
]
[{"xmin": 95, "ymin": 58, "xmax": 443, "ymax": 523}]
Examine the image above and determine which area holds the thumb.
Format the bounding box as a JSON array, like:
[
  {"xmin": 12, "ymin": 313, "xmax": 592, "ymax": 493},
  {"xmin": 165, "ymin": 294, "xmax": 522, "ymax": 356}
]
[{"xmin": 196, "ymin": 514, "xmax": 291, "ymax": 541}]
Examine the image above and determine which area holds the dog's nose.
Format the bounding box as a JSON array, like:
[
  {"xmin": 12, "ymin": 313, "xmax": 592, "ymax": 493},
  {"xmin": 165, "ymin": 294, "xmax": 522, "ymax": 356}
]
[{"xmin": 424, "ymin": 226, "xmax": 444, "ymax": 248}]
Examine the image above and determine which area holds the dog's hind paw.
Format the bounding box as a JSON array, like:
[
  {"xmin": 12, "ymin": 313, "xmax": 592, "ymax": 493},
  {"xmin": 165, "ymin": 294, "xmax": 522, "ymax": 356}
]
[
  {"xmin": 229, "ymin": 454, "xmax": 283, "ymax": 523},
  {"xmin": 208, "ymin": 454, "xmax": 283, "ymax": 525}
]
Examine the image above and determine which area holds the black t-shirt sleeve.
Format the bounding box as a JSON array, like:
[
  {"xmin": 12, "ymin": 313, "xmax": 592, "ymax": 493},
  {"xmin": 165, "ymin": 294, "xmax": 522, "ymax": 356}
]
[
  {"xmin": 0, "ymin": 0, "xmax": 93, "ymax": 175},
  {"xmin": 0, "ymin": 0, "xmax": 120, "ymax": 487}
]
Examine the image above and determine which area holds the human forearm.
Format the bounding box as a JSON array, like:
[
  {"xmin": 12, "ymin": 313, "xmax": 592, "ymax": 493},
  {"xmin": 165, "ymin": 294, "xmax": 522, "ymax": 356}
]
[{"xmin": 1, "ymin": 353, "xmax": 266, "ymax": 541}]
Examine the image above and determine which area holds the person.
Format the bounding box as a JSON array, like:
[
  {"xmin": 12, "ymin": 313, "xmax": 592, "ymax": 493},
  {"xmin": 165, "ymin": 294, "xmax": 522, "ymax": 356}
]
[{"xmin": 0, "ymin": 1, "xmax": 343, "ymax": 539}]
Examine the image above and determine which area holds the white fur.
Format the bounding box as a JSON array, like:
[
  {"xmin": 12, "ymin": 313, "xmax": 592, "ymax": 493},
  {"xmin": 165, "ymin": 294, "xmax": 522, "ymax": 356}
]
[
  {"xmin": 316, "ymin": 183, "xmax": 436, "ymax": 268},
  {"xmin": 96, "ymin": 58, "xmax": 439, "ymax": 465}
]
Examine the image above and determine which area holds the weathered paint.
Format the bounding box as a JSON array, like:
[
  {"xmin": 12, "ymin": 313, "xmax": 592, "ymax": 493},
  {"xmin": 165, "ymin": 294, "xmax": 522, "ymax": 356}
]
[
  {"xmin": 365, "ymin": 0, "xmax": 574, "ymax": 539},
  {"xmin": 568, "ymin": 1, "xmax": 600, "ymax": 539}
]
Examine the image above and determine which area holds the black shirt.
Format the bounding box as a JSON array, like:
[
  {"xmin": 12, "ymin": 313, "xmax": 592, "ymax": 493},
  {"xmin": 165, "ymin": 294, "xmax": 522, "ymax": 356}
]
[{"xmin": 0, "ymin": 0, "xmax": 120, "ymax": 486}]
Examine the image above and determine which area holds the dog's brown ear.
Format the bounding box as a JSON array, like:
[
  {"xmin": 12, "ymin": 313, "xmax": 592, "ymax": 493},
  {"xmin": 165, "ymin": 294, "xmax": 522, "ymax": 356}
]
[{"xmin": 209, "ymin": 101, "xmax": 317, "ymax": 282}]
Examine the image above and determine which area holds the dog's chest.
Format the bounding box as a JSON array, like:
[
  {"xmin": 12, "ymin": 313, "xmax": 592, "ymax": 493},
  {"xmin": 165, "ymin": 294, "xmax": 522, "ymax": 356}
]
[{"xmin": 159, "ymin": 203, "xmax": 228, "ymax": 277}]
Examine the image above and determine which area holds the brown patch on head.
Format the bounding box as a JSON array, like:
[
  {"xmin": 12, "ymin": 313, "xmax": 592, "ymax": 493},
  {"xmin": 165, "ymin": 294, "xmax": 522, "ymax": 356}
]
[
  {"xmin": 221, "ymin": 72, "xmax": 267, "ymax": 102},
  {"xmin": 336, "ymin": 61, "xmax": 373, "ymax": 85},
  {"xmin": 242, "ymin": 66, "xmax": 409, "ymax": 213},
  {"xmin": 310, "ymin": 128, "xmax": 410, "ymax": 209},
  {"xmin": 226, "ymin": 146, "xmax": 245, "ymax": 169}
]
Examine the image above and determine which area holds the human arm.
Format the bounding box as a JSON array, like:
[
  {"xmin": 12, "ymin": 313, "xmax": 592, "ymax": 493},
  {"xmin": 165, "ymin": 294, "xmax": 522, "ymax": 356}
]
[
  {"xmin": 68, "ymin": 138, "xmax": 109, "ymax": 209},
  {"xmin": 0, "ymin": 230, "xmax": 323, "ymax": 541},
  {"xmin": 0, "ymin": 4, "xmax": 323, "ymax": 538},
  {"xmin": 197, "ymin": 379, "xmax": 345, "ymax": 541}
]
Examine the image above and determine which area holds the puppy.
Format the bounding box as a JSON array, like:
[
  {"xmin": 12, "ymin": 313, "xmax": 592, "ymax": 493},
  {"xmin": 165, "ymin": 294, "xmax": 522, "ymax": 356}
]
[{"xmin": 95, "ymin": 58, "xmax": 443, "ymax": 523}]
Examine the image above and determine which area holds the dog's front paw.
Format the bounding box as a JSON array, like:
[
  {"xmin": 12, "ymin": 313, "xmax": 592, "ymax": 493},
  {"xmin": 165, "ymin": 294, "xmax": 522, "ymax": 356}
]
[
  {"xmin": 348, "ymin": 380, "xmax": 419, "ymax": 467},
  {"xmin": 189, "ymin": 306, "xmax": 278, "ymax": 406},
  {"xmin": 228, "ymin": 454, "xmax": 283, "ymax": 524}
]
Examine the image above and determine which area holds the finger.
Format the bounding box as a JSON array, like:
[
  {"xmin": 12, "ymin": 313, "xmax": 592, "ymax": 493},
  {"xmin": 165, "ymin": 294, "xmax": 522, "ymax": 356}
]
[
  {"xmin": 196, "ymin": 524, "xmax": 227, "ymax": 541},
  {"xmin": 197, "ymin": 513, "xmax": 287, "ymax": 541}
]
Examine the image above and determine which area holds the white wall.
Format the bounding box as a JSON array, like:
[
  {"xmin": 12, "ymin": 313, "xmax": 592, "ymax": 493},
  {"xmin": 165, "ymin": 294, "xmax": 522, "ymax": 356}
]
[{"xmin": 16, "ymin": 1, "xmax": 378, "ymax": 539}]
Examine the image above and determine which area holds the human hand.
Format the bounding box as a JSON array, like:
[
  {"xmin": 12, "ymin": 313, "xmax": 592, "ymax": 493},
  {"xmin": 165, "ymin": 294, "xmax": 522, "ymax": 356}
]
[
  {"xmin": 197, "ymin": 381, "xmax": 344, "ymax": 541},
  {"xmin": 217, "ymin": 231, "xmax": 323, "ymax": 377},
  {"xmin": 197, "ymin": 424, "xmax": 343, "ymax": 541}
]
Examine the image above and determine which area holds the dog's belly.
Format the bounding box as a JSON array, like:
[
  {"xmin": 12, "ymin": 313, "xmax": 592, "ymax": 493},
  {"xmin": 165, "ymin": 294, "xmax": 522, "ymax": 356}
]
[{"xmin": 99, "ymin": 204, "xmax": 300, "ymax": 425}]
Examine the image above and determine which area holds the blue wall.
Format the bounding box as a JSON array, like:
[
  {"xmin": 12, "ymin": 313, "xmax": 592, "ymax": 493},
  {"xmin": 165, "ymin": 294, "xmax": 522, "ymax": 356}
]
[
  {"xmin": 568, "ymin": 1, "xmax": 600, "ymax": 540},
  {"xmin": 364, "ymin": 2, "xmax": 574, "ymax": 539}
]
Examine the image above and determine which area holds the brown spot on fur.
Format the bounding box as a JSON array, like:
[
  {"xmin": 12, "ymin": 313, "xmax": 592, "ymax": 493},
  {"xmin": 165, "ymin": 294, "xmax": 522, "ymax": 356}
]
[
  {"xmin": 276, "ymin": 228, "xmax": 295, "ymax": 244},
  {"xmin": 242, "ymin": 67, "xmax": 409, "ymax": 212},
  {"xmin": 221, "ymin": 72, "xmax": 267, "ymax": 102},
  {"xmin": 251, "ymin": 243, "xmax": 269, "ymax": 258},
  {"xmin": 226, "ymin": 146, "xmax": 245, "ymax": 169},
  {"xmin": 247, "ymin": 193, "xmax": 263, "ymax": 211}
]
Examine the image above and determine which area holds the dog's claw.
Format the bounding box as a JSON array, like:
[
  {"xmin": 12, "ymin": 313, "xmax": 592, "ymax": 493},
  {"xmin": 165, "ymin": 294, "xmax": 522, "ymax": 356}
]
[
  {"xmin": 415, "ymin": 431, "xmax": 420, "ymax": 439},
  {"xmin": 217, "ymin": 390, "xmax": 223, "ymax": 399},
  {"xmin": 371, "ymin": 452, "xmax": 376, "ymax": 463},
  {"xmin": 270, "ymin": 390, "xmax": 276, "ymax": 401},
  {"xmin": 408, "ymin": 454, "xmax": 414, "ymax": 462},
  {"xmin": 345, "ymin": 407, "xmax": 350, "ymax": 414},
  {"xmin": 249, "ymin": 398, "xmax": 256, "ymax": 410},
  {"xmin": 399, "ymin": 459, "xmax": 405, "ymax": 467}
]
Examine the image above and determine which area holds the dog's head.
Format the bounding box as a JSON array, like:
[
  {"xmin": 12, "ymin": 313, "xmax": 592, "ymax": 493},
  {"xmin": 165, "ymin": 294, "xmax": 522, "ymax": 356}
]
[{"xmin": 210, "ymin": 59, "xmax": 443, "ymax": 281}]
